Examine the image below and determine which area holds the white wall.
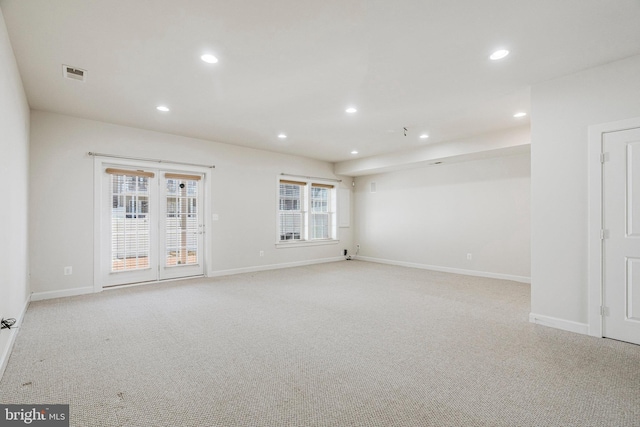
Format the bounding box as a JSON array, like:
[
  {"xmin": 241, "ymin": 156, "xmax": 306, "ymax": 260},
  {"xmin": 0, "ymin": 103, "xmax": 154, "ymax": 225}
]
[
  {"xmin": 531, "ymin": 54, "xmax": 640, "ymax": 327},
  {"xmin": 29, "ymin": 111, "xmax": 353, "ymax": 295},
  {"xmin": 0, "ymin": 7, "xmax": 30, "ymax": 375},
  {"xmin": 353, "ymin": 152, "xmax": 531, "ymax": 282}
]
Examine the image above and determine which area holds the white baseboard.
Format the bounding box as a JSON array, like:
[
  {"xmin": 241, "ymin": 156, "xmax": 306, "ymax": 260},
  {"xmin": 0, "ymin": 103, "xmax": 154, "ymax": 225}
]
[
  {"xmin": 529, "ymin": 313, "xmax": 589, "ymax": 335},
  {"xmin": 357, "ymin": 256, "xmax": 531, "ymax": 283},
  {"xmin": 0, "ymin": 296, "xmax": 31, "ymax": 381},
  {"xmin": 208, "ymin": 257, "xmax": 345, "ymax": 277},
  {"xmin": 30, "ymin": 286, "xmax": 94, "ymax": 301},
  {"xmin": 33, "ymin": 259, "xmax": 345, "ymax": 298}
]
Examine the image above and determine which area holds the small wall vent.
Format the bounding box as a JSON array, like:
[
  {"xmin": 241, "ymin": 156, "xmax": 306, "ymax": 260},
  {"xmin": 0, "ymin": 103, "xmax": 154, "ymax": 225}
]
[{"xmin": 62, "ymin": 65, "xmax": 87, "ymax": 82}]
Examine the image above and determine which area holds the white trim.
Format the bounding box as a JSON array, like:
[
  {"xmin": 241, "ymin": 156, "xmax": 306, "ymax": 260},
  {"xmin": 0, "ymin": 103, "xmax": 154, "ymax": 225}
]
[
  {"xmin": 588, "ymin": 116, "xmax": 640, "ymax": 338},
  {"xmin": 357, "ymin": 256, "xmax": 531, "ymax": 283},
  {"xmin": 529, "ymin": 313, "xmax": 589, "ymax": 335},
  {"xmin": 35, "ymin": 258, "xmax": 343, "ymax": 296},
  {"xmin": 208, "ymin": 257, "xmax": 344, "ymax": 278},
  {"xmin": 93, "ymin": 155, "xmax": 102, "ymax": 292},
  {"xmin": 101, "ymin": 275, "xmax": 205, "ymax": 291},
  {"xmin": 0, "ymin": 296, "xmax": 31, "ymax": 381},
  {"xmin": 30, "ymin": 286, "xmax": 94, "ymax": 301},
  {"xmin": 33, "ymin": 277, "xmax": 206, "ymax": 300}
]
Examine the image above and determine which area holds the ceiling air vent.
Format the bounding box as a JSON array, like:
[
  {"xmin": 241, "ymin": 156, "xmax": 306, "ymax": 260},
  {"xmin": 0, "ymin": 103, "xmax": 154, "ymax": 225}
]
[{"xmin": 62, "ymin": 65, "xmax": 87, "ymax": 82}]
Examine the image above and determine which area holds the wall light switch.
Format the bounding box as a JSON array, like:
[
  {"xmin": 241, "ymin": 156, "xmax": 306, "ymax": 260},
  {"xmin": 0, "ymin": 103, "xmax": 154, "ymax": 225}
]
[{"xmin": 64, "ymin": 266, "xmax": 73, "ymax": 275}]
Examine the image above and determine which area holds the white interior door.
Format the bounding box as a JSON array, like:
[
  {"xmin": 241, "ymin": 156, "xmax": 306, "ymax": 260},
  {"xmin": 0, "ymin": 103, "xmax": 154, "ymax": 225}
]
[
  {"xmin": 603, "ymin": 127, "xmax": 640, "ymax": 345},
  {"xmin": 99, "ymin": 164, "xmax": 205, "ymax": 287}
]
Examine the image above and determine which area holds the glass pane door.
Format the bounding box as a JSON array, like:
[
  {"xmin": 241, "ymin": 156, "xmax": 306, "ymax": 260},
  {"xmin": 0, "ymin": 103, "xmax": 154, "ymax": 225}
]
[
  {"xmin": 159, "ymin": 173, "xmax": 204, "ymax": 279},
  {"xmin": 102, "ymin": 169, "xmax": 158, "ymax": 286}
]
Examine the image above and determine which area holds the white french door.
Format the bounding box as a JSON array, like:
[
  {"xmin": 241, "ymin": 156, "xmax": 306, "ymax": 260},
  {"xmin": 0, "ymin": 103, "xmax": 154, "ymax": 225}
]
[
  {"xmin": 159, "ymin": 172, "xmax": 204, "ymax": 280},
  {"xmin": 98, "ymin": 163, "xmax": 205, "ymax": 287}
]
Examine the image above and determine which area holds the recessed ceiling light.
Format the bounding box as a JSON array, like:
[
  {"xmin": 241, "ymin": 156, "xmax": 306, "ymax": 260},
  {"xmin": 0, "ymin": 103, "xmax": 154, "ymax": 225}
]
[
  {"xmin": 156, "ymin": 105, "xmax": 170, "ymax": 112},
  {"xmin": 346, "ymin": 107, "xmax": 357, "ymax": 114},
  {"xmin": 201, "ymin": 54, "xmax": 218, "ymax": 64},
  {"xmin": 351, "ymin": 150, "xmax": 359, "ymax": 155},
  {"xmin": 490, "ymin": 49, "xmax": 509, "ymax": 60},
  {"xmin": 419, "ymin": 134, "xmax": 429, "ymax": 139},
  {"xmin": 513, "ymin": 112, "xmax": 527, "ymax": 118},
  {"xmin": 278, "ymin": 133, "xmax": 287, "ymax": 139}
]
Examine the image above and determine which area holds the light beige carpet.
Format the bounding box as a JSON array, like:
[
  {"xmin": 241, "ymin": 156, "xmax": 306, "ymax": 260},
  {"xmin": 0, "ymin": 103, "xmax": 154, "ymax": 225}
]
[{"xmin": 1, "ymin": 261, "xmax": 638, "ymax": 426}]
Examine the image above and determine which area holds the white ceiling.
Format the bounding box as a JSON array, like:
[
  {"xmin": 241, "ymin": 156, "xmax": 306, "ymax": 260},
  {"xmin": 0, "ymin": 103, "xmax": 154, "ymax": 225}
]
[{"xmin": 2, "ymin": 0, "xmax": 640, "ymax": 163}]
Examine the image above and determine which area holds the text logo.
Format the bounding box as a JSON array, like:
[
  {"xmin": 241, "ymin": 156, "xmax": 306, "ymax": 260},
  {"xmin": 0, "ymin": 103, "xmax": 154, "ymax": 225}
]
[{"xmin": 0, "ymin": 405, "xmax": 69, "ymax": 426}]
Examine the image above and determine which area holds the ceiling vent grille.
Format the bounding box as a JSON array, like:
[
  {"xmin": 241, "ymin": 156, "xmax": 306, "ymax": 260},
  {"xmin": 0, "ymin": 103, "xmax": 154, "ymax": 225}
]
[{"xmin": 62, "ymin": 65, "xmax": 86, "ymax": 82}]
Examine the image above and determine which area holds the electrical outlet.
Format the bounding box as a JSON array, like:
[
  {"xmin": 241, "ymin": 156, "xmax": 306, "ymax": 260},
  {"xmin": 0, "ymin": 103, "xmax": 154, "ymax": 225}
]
[
  {"xmin": 64, "ymin": 266, "xmax": 73, "ymax": 275},
  {"xmin": 466, "ymin": 253, "xmax": 472, "ymax": 260},
  {"xmin": 259, "ymin": 251, "xmax": 264, "ymax": 257}
]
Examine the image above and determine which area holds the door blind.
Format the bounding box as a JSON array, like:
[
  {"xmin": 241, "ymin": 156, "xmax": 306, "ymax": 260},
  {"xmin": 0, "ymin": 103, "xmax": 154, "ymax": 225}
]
[
  {"xmin": 109, "ymin": 171, "xmax": 151, "ymax": 271},
  {"xmin": 165, "ymin": 176, "xmax": 200, "ymax": 266}
]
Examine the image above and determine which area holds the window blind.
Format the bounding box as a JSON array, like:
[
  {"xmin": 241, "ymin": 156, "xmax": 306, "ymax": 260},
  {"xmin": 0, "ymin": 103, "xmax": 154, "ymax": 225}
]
[
  {"xmin": 279, "ymin": 181, "xmax": 304, "ymax": 241},
  {"xmin": 311, "ymin": 183, "xmax": 334, "ymax": 189},
  {"xmin": 280, "ymin": 179, "xmax": 306, "ymax": 186},
  {"xmin": 310, "ymin": 185, "xmax": 330, "ymax": 239},
  {"xmin": 109, "ymin": 173, "xmax": 151, "ymax": 272},
  {"xmin": 165, "ymin": 173, "xmax": 202, "ymax": 181},
  {"xmin": 106, "ymin": 168, "xmax": 154, "ymax": 178}
]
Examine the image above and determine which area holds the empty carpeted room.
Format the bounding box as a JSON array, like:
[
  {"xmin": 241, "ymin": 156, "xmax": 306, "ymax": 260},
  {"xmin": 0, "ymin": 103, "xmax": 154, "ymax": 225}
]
[{"xmin": 1, "ymin": 1, "xmax": 639, "ymax": 426}]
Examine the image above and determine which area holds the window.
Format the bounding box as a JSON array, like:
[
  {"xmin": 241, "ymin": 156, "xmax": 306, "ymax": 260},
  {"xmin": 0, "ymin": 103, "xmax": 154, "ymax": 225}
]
[
  {"xmin": 310, "ymin": 184, "xmax": 331, "ymax": 239},
  {"xmin": 278, "ymin": 177, "xmax": 337, "ymax": 244},
  {"xmin": 279, "ymin": 181, "xmax": 304, "ymax": 241}
]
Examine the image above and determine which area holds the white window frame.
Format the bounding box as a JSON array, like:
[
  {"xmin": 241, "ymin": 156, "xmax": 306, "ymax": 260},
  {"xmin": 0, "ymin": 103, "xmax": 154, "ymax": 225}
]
[{"xmin": 276, "ymin": 175, "xmax": 339, "ymax": 248}]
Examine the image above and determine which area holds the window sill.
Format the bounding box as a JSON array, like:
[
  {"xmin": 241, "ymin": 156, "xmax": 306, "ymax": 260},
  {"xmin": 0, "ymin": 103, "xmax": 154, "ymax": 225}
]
[{"xmin": 276, "ymin": 239, "xmax": 339, "ymax": 249}]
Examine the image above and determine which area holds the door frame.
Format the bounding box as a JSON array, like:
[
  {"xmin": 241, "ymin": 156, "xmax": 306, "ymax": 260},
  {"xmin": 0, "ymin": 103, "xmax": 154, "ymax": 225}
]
[
  {"xmin": 588, "ymin": 116, "xmax": 640, "ymax": 338},
  {"xmin": 93, "ymin": 156, "xmax": 212, "ymax": 292}
]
